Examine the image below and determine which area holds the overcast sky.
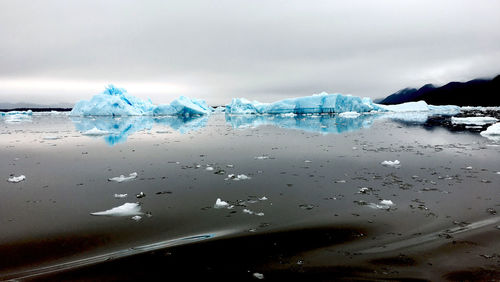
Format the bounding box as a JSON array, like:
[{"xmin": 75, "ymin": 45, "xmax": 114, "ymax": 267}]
[{"xmin": 1, "ymin": 0, "xmax": 499, "ymax": 105}]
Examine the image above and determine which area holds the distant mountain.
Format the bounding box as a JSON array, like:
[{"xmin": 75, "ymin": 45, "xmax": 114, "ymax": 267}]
[
  {"xmin": 0, "ymin": 102, "xmax": 73, "ymax": 111},
  {"xmin": 379, "ymin": 75, "xmax": 500, "ymax": 106}
]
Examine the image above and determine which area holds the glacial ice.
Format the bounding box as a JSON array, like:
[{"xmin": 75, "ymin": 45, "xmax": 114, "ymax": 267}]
[
  {"xmin": 480, "ymin": 123, "xmax": 500, "ymax": 141},
  {"xmin": 338, "ymin": 111, "xmax": 361, "ymax": 118},
  {"xmin": 451, "ymin": 117, "xmax": 498, "ymax": 125},
  {"xmin": 226, "ymin": 93, "xmax": 460, "ymax": 115},
  {"xmin": 90, "ymin": 202, "xmax": 142, "ymax": 216},
  {"xmin": 1, "ymin": 111, "xmax": 33, "ymax": 123},
  {"xmin": 214, "ymin": 198, "xmax": 230, "ymax": 209},
  {"xmin": 226, "ymin": 93, "xmax": 384, "ymax": 114},
  {"xmin": 108, "ymin": 172, "xmax": 138, "ymax": 183},
  {"xmin": 7, "ymin": 175, "xmax": 26, "ymax": 183},
  {"xmin": 70, "ymin": 85, "xmax": 212, "ymax": 116}
]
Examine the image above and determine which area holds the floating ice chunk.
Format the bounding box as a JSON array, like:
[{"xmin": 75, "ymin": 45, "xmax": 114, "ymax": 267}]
[
  {"xmin": 226, "ymin": 93, "xmax": 384, "ymax": 114},
  {"xmin": 480, "ymin": 123, "xmax": 500, "ymax": 141},
  {"xmin": 82, "ymin": 127, "xmax": 110, "ymax": 136},
  {"xmin": 255, "ymin": 155, "xmax": 269, "ymax": 160},
  {"xmin": 108, "ymin": 172, "xmax": 138, "ymax": 183},
  {"xmin": 214, "ymin": 198, "xmax": 230, "ymax": 209},
  {"xmin": 234, "ymin": 174, "xmax": 250, "ymax": 180},
  {"xmin": 43, "ymin": 136, "xmax": 60, "ymax": 140},
  {"xmin": 465, "ymin": 166, "xmax": 473, "ymax": 170},
  {"xmin": 368, "ymin": 200, "xmax": 395, "ymax": 210},
  {"xmin": 259, "ymin": 196, "xmax": 268, "ymax": 201},
  {"xmin": 8, "ymin": 175, "xmax": 26, "ymax": 183},
  {"xmin": 131, "ymin": 215, "xmax": 142, "ymax": 221},
  {"xmin": 451, "ymin": 117, "xmax": 498, "ymax": 125},
  {"xmin": 70, "ymin": 84, "xmax": 211, "ymax": 116},
  {"xmin": 206, "ymin": 166, "xmax": 214, "ymax": 171},
  {"xmin": 380, "ymin": 200, "xmax": 394, "ymax": 206},
  {"xmin": 114, "ymin": 193, "xmax": 128, "ymax": 198},
  {"xmin": 381, "ymin": 160, "xmax": 401, "ymax": 168},
  {"xmin": 253, "ymin": 273, "xmax": 264, "ymax": 280},
  {"xmin": 243, "ymin": 209, "xmax": 264, "ymax": 216},
  {"xmin": 90, "ymin": 202, "xmax": 142, "ymax": 216},
  {"xmin": 338, "ymin": 111, "xmax": 361, "ymax": 118},
  {"xmin": 378, "ymin": 101, "xmax": 460, "ymax": 115}
]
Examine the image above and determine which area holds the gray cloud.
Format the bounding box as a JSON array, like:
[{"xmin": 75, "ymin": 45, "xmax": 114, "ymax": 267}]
[{"xmin": 1, "ymin": 0, "xmax": 499, "ymax": 105}]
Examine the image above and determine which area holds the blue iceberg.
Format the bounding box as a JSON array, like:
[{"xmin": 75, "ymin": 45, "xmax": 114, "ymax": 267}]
[
  {"xmin": 225, "ymin": 93, "xmax": 461, "ymax": 116},
  {"xmin": 226, "ymin": 93, "xmax": 385, "ymax": 114},
  {"xmin": 70, "ymin": 85, "xmax": 212, "ymax": 116}
]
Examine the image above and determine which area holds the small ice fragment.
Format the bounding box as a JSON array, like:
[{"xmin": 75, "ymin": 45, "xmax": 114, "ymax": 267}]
[
  {"xmin": 236, "ymin": 174, "xmax": 250, "ymax": 180},
  {"xmin": 255, "ymin": 155, "xmax": 269, "ymax": 160},
  {"xmin": 43, "ymin": 136, "xmax": 59, "ymax": 140},
  {"xmin": 381, "ymin": 160, "xmax": 401, "ymax": 168},
  {"xmin": 465, "ymin": 166, "xmax": 473, "ymax": 170},
  {"xmin": 259, "ymin": 196, "xmax": 268, "ymax": 201},
  {"xmin": 255, "ymin": 212, "xmax": 265, "ymax": 216},
  {"xmin": 131, "ymin": 215, "xmax": 142, "ymax": 221},
  {"xmin": 214, "ymin": 198, "xmax": 230, "ymax": 209},
  {"xmin": 339, "ymin": 111, "xmax": 361, "ymax": 118},
  {"xmin": 206, "ymin": 166, "xmax": 214, "ymax": 171},
  {"xmin": 243, "ymin": 209, "xmax": 254, "ymax": 215},
  {"xmin": 226, "ymin": 164, "xmax": 234, "ymax": 168},
  {"xmin": 358, "ymin": 187, "xmax": 370, "ymax": 194},
  {"xmin": 82, "ymin": 127, "xmax": 110, "ymax": 136},
  {"xmin": 136, "ymin": 192, "xmax": 146, "ymax": 199},
  {"xmin": 304, "ymin": 160, "xmax": 312, "ymax": 163},
  {"xmin": 7, "ymin": 175, "xmax": 26, "ymax": 183},
  {"xmin": 90, "ymin": 202, "xmax": 142, "ymax": 216},
  {"xmin": 108, "ymin": 172, "xmax": 138, "ymax": 183},
  {"xmin": 253, "ymin": 273, "xmax": 264, "ymax": 279},
  {"xmin": 114, "ymin": 193, "xmax": 128, "ymax": 198},
  {"xmin": 380, "ymin": 200, "xmax": 394, "ymax": 206}
]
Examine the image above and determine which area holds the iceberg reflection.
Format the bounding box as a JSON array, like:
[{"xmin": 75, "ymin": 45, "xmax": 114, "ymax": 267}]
[
  {"xmin": 225, "ymin": 114, "xmax": 379, "ymax": 134},
  {"xmin": 72, "ymin": 115, "xmax": 207, "ymax": 145}
]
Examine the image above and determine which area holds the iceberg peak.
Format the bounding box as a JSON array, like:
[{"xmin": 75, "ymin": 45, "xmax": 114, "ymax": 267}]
[{"xmin": 70, "ymin": 85, "xmax": 212, "ymax": 117}]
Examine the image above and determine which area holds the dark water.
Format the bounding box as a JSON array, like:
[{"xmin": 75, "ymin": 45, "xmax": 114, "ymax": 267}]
[{"xmin": 1, "ymin": 112, "xmax": 499, "ymax": 281}]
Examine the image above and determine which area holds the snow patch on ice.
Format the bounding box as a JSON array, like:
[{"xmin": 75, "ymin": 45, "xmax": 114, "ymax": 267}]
[
  {"xmin": 108, "ymin": 172, "xmax": 138, "ymax": 183},
  {"xmin": 90, "ymin": 202, "xmax": 142, "ymax": 216}
]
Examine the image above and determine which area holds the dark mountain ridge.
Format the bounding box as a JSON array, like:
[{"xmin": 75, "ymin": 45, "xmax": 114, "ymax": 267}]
[{"xmin": 380, "ymin": 75, "xmax": 500, "ymax": 106}]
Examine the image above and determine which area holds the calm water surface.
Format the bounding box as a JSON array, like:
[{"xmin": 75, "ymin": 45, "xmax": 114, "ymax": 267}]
[{"xmin": 1, "ymin": 112, "xmax": 499, "ymax": 280}]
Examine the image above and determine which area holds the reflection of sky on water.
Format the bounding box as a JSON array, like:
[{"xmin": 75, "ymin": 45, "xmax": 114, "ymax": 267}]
[{"xmin": 71, "ymin": 115, "xmax": 208, "ymax": 145}]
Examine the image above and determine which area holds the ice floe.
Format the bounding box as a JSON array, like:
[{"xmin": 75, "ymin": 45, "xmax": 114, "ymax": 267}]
[
  {"xmin": 381, "ymin": 160, "xmax": 401, "ymax": 168},
  {"xmin": 81, "ymin": 127, "xmax": 110, "ymax": 136},
  {"xmin": 480, "ymin": 123, "xmax": 500, "ymax": 141},
  {"xmin": 108, "ymin": 172, "xmax": 138, "ymax": 182},
  {"xmin": 368, "ymin": 200, "xmax": 395, "ymax": 210},
  {"xmin": 214, "ymin": 198, "xmax": 231, "ymax": 209},
  {"xmin": 451, "ymin": 117, "xmax": 498, "ymax": 125},
  {"xmin": 90, "ymin": 202, "xmax": 142, "ymax": 216},
  {"xmin": 225, "ymin": 174, "xmax": 251, "ymax": 181},
  {"xmin": 114, "ymin": 193, "xmax": 128, "ymax": 198},
  {"xmin": 7, "ymin": 175, "xmax": 26, "ymax": 183},
  {"xmin": 70, "ymin": 84, "xmax": 212, "ymax": 116}
]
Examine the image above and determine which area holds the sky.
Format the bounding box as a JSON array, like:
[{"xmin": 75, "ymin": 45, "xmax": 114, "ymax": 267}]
[{"xmin": 1, "ymin": 0, "xmax": 499, "ymax": 106}]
